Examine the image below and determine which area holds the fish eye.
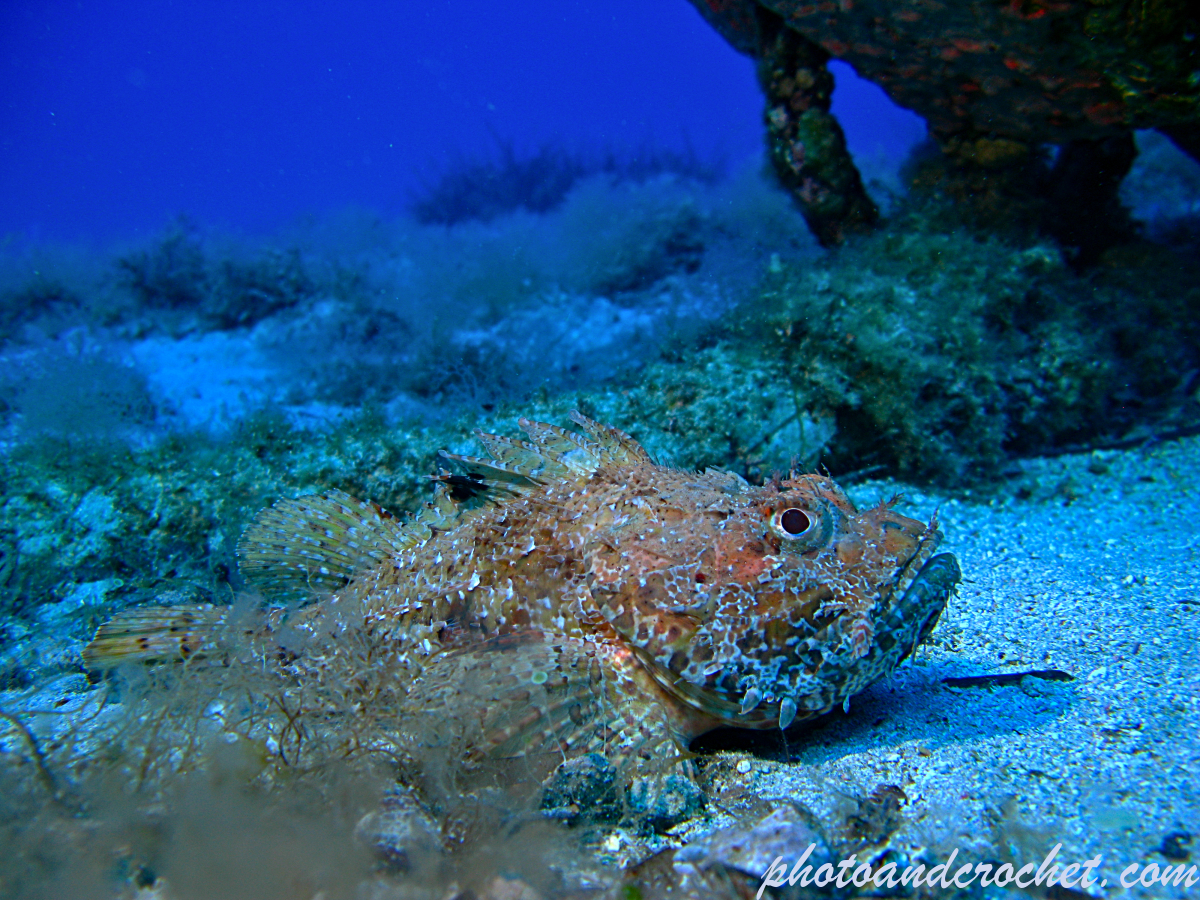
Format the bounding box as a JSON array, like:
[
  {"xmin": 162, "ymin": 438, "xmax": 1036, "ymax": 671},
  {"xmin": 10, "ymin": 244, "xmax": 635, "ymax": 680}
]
[
  {"xmin": 767, "ymin": 502, "xmax": 833, "ymax": 550},
  {"xmin": 776, "ymin": 507, "xmax": 813, "ymax": 537}
]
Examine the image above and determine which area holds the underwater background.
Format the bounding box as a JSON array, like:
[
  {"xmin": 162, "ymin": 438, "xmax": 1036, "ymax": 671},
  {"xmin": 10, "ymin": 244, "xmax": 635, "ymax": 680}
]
[{"xmin": 2, "ymin": 0, "xmax": 1199, "ymax": 898}]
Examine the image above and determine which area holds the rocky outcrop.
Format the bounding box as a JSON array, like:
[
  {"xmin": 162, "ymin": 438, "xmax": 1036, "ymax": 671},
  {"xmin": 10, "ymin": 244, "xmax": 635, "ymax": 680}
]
[{"xmin": 689, "ymin": 0, "xmax": 1200, "ymax": 251}]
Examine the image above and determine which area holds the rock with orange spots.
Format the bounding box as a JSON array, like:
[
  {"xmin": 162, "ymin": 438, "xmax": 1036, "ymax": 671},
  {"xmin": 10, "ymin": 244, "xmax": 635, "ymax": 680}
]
[
  {"xmin": 689, "ymin": 0, "xmax": 1199, "ymax": 252},
  {"xmin": 83, "ymin": 413, "xmax": 959, "ymax": 804}
]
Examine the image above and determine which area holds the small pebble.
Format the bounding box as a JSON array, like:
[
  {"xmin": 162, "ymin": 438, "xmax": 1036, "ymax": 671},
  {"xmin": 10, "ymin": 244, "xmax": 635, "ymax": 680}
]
[{"xmin": 736, "ymin": 759, "xmax": 752, "ymax": 774}]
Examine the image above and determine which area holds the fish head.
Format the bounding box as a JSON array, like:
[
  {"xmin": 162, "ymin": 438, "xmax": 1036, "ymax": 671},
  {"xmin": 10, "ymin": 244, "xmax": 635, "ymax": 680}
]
[{"xmin": 586, "ymin": 470, "xmax": 959, "ymax": 736}]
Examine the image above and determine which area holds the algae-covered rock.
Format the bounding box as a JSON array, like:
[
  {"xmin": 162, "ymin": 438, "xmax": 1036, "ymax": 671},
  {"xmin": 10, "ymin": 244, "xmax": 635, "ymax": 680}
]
[
  {"xmin": 617, "ymin": 803, "xmax": 833, "ymax": 899},
  {"xmin": 540, "ymin": 754, "xmax": 622, "ymax": 824},
  {"xmin": 726, "ymin": 223, "xmax": 1200, "ymax": 482},
  {"xmin": 626, "ymin": 774, "xmax": 706, "ymax": 833},
  {"xmin": 690, "ymin": 0, "xmax": 1199, "ymax": 251}
]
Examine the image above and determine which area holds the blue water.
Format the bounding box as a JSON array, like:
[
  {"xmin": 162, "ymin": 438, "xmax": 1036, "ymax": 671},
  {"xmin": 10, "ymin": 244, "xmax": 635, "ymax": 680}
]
[{"xmin": 1, "ymin": 0, "xmax": 923, "ymax": 244}]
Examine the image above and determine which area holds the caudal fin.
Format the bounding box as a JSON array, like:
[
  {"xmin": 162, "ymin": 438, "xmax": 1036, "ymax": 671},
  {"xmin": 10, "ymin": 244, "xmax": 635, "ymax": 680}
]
[{"xmin": 81, "ymin": 604, "xmax": 227, "ymax": 671}]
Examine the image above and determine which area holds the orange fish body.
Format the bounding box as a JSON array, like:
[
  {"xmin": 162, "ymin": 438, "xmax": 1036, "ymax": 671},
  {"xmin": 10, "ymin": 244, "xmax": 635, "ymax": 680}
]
[{"xmin": 85, "ymin": 413, "xmax": 960, "ymax": 774}]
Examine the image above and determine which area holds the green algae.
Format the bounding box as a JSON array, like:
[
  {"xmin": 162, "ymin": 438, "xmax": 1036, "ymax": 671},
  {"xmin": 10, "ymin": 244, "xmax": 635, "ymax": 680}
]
[
  {"xmin": 115, "ymin": 223, "xmax": 316, "ymax": 330},
  {"xmin": 0, "ymin": 413, "xmax": 427, "ymax": 619}
]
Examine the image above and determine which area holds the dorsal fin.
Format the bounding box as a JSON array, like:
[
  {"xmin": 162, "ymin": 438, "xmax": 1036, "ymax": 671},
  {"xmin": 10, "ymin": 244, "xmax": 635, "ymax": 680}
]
[
  {"xmin": 473, "ymin": 431, "xmax": 571, "ymax": 479},
  {"xmin": 568, "ymin": 410, "xmax": 654, "ymax": 466},
  {"xmin": 435, "ymin": 450, "xmax": 541, "ymax": 493},
  {"xmin": 242, "ymin": 415, "xmax": 654, "ymax": 600},
  {"xmin": 437, "ymin": 414, "xmax": 653, "ymax": 502},
  {"xmin": 411, "ymin": 481, "xmax": 461, "ymax": 532},
  {"xmin": 237, "ymin": 490, "xmax": 417, "ymax": 600},
  {"xmin": 517, "ymin": 417, "xmax": 603, "ymax": 474}
]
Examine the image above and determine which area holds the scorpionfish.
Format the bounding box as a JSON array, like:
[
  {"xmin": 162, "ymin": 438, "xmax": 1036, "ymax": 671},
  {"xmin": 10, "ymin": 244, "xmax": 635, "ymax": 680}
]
[{"xmin": 84, "ymin": 412, "xmax": 960, "ymax": 776}]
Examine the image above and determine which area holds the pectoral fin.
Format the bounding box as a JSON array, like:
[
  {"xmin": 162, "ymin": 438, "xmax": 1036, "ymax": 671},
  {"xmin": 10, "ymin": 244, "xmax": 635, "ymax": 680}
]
[{"xmin": 405, "ymin": 632, "xmax": 674, "ymax": 774}]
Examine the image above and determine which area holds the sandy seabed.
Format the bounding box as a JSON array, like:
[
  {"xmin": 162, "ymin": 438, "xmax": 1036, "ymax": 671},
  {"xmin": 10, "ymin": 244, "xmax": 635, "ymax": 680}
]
[
  {"xmin": 2, "ymin": 431, "xmax": 1197, "ymax": 899},
  {"xmin": 681, "ymin": 433, "xmax": 1200, "ymax": 898}
]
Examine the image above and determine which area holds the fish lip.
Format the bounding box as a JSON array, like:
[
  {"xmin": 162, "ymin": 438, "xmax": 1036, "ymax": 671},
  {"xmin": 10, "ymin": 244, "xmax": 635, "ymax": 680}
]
[
  {"xmin": 905, "ymin": 551, "xmax": 962, "ymax": 600},
  {"xmin": 901, "ymin": 550, "xmax": 962, "ymax": 636},
  {"xmin": 888, "ymin": 525, "xmax": 944, "ymax": 603},
  {"xmin": 902, "ymin": 549, "xmax": 960, "ymax": 607}
]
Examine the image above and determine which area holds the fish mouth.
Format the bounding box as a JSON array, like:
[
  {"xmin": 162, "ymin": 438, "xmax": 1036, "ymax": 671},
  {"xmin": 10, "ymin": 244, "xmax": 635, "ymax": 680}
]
[
  {"xmin": 902, "ymin": 551, "xmax": 961, "ymax": 603},
  {"xmin": 894, "ymin": 551, "xmax": 961, "ymax": 645},
  {"xmin": 889, "ymin": 521, "xmax": 944, "ymax": 600},
  {"xmin": 883, "ymin": 519, "xmax": 959, "ymax": 649},
  {"xmin": 635, "ymin": 521, "xmax": 961, "ymax": 736}
]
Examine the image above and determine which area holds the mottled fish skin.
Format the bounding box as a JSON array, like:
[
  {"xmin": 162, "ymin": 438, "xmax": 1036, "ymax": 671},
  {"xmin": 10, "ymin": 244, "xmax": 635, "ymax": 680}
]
[{"xmin": 85, "ymin": 412, "xmax": 960, "ymax": 770}]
